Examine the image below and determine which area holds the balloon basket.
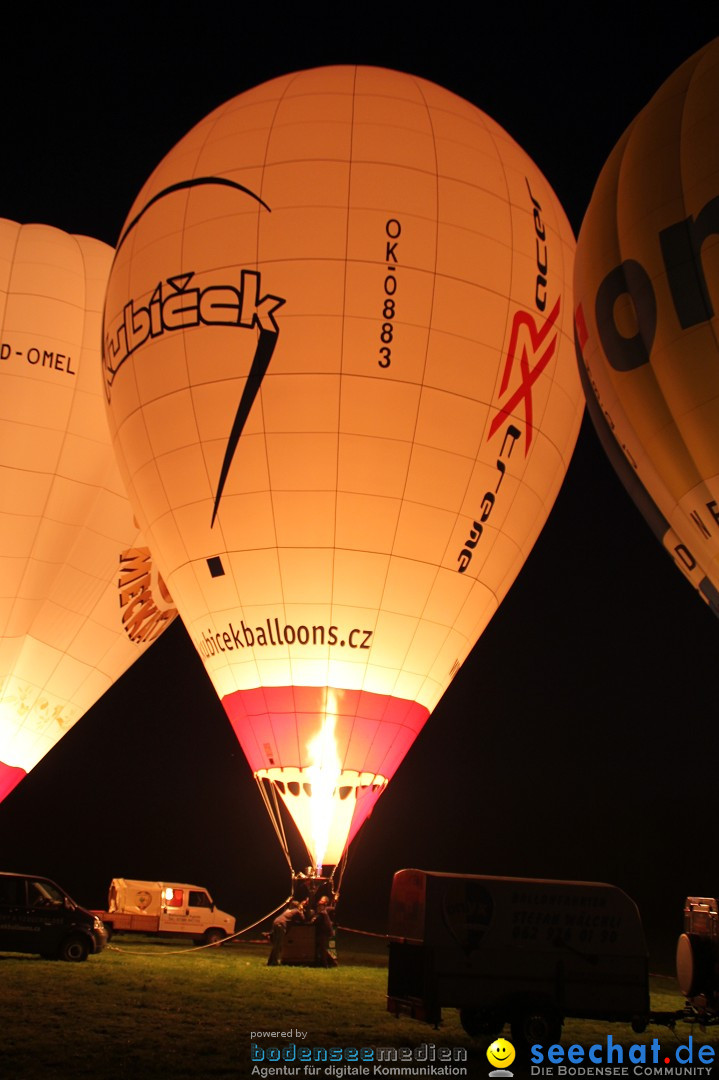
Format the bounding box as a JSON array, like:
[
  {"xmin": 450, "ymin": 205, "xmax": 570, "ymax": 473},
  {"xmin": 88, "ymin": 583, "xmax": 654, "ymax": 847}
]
[
  {"xmin": 279, "ymin": 922, "xmax": 338, "ymax": 968},
  {"xmin": 266, "ymin": 870, "xmax": 338, "ymax": 967}
]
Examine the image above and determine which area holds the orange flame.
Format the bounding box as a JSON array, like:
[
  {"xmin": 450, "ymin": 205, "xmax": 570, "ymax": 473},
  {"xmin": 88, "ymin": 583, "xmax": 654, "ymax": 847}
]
[{"xmin": 306, "ymin": 692, "xmax": 342, "ymax": 873}]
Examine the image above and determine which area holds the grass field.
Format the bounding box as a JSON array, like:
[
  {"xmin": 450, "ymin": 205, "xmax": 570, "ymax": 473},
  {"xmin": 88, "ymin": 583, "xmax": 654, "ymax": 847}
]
[{"xmin": 0, "ymin": 934, "xmax": 716, "ymax": 1079}]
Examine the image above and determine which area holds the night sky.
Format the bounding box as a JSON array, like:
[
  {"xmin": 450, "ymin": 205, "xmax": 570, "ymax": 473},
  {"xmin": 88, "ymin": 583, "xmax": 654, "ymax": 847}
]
[{"xmin": 0, "ymin": 8, "xmax": 717, "ymax": 970}]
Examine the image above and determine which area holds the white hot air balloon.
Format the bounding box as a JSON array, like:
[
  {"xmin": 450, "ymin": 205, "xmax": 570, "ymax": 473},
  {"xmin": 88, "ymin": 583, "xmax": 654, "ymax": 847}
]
[
  {"xmin": 103, "ymin": 67, "xmax": 583, "ymax": 879},
  {"xmin": 0, "ymin": 220, "xmax": 176, "ymax": 802}
]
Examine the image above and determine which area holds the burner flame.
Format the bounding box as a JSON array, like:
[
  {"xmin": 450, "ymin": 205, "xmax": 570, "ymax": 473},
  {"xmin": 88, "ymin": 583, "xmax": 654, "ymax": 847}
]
[{"xmin": 306, "ymin": 691, "xmax": 342, "ymax": 873}]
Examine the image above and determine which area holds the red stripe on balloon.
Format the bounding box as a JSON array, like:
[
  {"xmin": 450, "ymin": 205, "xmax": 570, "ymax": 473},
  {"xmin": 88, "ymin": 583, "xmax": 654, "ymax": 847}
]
[
  {"xmin": 0, "ymin": 761, "xmax": 26, "ymax": 802},
  {"xmin": 222, "ymin": 685, "xmax": 429, "ymax": 778}
]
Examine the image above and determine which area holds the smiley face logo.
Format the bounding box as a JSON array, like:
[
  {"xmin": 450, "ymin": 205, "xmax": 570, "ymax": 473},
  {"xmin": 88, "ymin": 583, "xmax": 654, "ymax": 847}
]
[{"xmin": 487, "ymin": 1038, "xmax": 516, "ymax": 1070}]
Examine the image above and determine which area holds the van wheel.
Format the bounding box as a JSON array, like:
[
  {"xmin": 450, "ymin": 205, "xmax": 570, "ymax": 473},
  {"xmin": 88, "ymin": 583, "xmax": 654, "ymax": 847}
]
[
  {"xmin": 204, "ymin": 928, "xmax": 226, "ymax": 946},
  {"xmin": 459, "ymin": 1008, "xmax": 504, "ymax": 1039},
  {"xmin": 511, "ymin": 1000, "xmax": 562, "ymax": 1046},
  {"xmin": 59, "ymin": 935, "xmax": 89, "ymax": 962}
]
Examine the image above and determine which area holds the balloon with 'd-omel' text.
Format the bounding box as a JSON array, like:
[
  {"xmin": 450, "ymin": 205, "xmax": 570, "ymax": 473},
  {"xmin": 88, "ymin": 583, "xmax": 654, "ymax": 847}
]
[{"xmin": 1, "ymin": 220, "xmax": 176, "ymax": 804}]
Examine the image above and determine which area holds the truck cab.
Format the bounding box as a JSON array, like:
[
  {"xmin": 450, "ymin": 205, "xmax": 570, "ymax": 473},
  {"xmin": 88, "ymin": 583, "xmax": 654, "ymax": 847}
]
[{"xmin": 99, "ymin": 878, "xmax": 235, "ymax": 943}]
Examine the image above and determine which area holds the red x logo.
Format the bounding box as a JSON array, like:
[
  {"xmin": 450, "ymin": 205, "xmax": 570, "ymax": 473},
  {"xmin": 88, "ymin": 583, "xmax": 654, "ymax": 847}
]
[{"xmin": 488, "ymin": 296, "xmax": 561, "ymax": 452}]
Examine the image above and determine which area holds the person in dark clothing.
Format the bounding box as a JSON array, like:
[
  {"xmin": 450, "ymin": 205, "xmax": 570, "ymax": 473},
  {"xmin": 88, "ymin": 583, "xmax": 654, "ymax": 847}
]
[
  {"xmin": 267, "ymin": 902, "xmax": 305, "ymax": 965},
  {"xmin": 314, "ymin": 896, "xmax": 337, "ymax": 967}
]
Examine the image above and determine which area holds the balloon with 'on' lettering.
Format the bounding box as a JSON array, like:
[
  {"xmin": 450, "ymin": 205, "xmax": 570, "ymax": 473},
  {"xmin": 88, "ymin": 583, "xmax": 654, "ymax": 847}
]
[{"xmin": 575, "ymin": 39, "xmax": 719, "ymax": 614}]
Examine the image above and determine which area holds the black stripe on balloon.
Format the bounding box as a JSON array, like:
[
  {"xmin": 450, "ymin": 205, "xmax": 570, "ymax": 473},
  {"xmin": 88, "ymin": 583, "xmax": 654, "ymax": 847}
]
[
  {"xmin": 116, "ymin": 178, "xmax": 271, "ymax": 252},
  {"xmin": 211, "ymin": 327, "xmax": 278, "ymax": 529},
  {"xmin": 576, "ymin": 325, "xmax": 719, "ymax": 620}
]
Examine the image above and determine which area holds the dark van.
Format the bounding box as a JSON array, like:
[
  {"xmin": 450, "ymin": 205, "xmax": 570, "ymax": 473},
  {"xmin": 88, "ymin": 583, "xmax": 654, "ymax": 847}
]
[{"xmin": 0, "ymin": 872, "xmax": 107, "ymax": 961}]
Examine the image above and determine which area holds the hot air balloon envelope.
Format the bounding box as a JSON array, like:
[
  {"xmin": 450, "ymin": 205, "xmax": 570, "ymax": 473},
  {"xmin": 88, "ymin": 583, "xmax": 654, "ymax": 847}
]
[
  {"xmin": 0, "ymin": 220, "xmax": 176, "ymax": 801},
  {"xmin": 103, "ymin": 67, "xmax": 583, "ymax": 872},
  {"xmin": 575, "ymin": 39, "xmax": 719, "ymax": 612}
]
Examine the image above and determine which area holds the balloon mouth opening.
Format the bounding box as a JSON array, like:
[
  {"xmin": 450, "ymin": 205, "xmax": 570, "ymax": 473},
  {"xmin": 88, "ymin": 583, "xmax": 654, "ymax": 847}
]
[
  {"xmin": 258, "ymin": 767, "xmax": 388, "ymax": 871},
  {"xmin": 257, "ymin": 767, "xmax": 387, "ymax": 800}
]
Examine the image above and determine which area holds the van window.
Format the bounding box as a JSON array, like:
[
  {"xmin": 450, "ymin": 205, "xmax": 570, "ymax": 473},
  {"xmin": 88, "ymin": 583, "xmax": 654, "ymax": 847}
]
[
  {"xmin": 0, "ymin": 876, "xmax": 24, "ymax": 906},
  {"xmin": 189, "ymin": 891, "xmax": 210, "ymax": 908},
  {"xmin": 165, "ymin": 888, "xmax": 184, "ymax": 907},
  {"xmin": 28, "ymin": 880, "xmax": 65, "ymax": 908}
]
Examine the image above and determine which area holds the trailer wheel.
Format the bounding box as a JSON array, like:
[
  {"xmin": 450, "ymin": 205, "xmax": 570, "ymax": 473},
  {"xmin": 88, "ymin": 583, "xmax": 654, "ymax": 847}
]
[
  {"xmin": 204, "ymin": 928, "xmax": 226, "ymax": 946},
  {"xmin": 459, "ymin": 1008, "xmax": 504, "ymax": 1039},
  {"xmin": 510, "ymin": 999, "xmax": 562, "ymax": 1047},
  {"xmin": 631, "ymin": 1014, "xmax": 649, "ymax": 1034},
  {"xmin": 58, "ymin": 934, "xmax": 89, "ymax": 962}
]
